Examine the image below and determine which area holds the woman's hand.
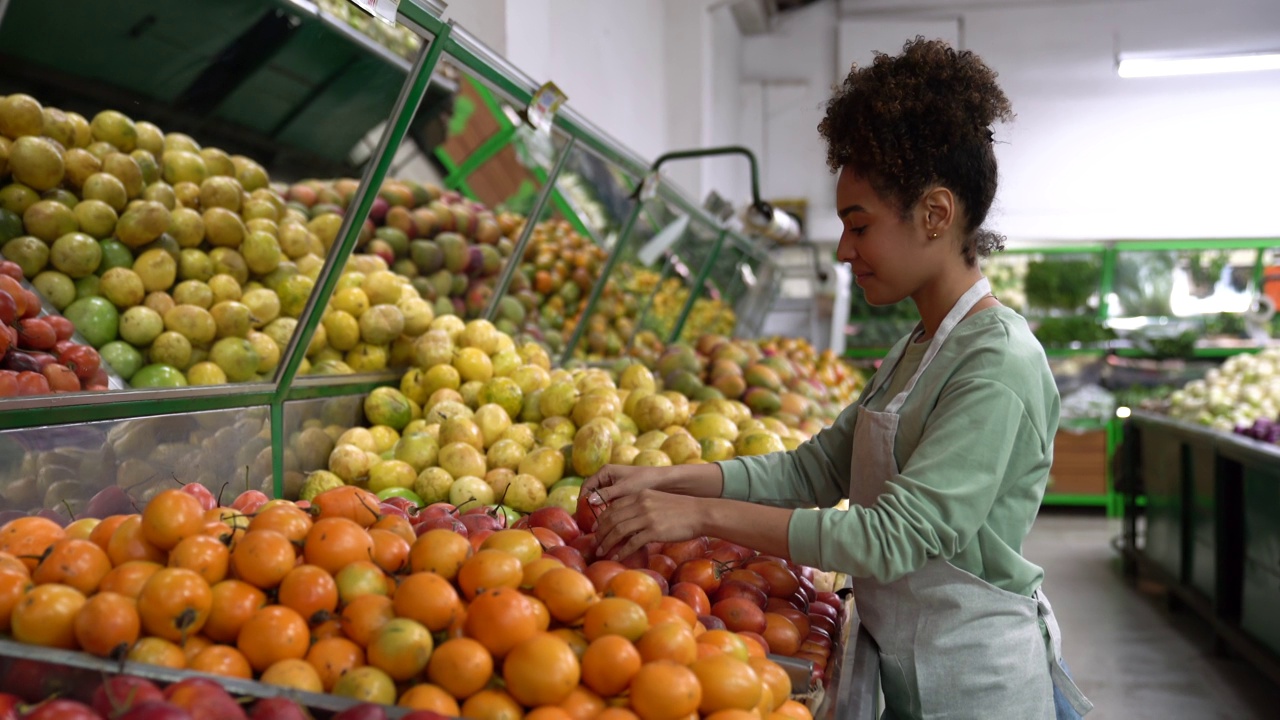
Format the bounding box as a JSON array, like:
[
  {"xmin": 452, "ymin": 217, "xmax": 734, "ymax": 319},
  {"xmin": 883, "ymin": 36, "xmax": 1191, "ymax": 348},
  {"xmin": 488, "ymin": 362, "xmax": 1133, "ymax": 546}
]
[
  {"xmin": 594, "ymin": 489, "xmax": 706, "ymax": 561},
  {"xmin": 581, "ymin": 464, "xmax": 673, "ymax": 506}
]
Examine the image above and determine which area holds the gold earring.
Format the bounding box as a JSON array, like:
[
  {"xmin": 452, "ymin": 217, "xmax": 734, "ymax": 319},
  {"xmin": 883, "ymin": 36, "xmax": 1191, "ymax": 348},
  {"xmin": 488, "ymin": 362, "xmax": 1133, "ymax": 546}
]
[{"xmin": 930, "ymin": 232, "xmax": 938, "ymax": 239}]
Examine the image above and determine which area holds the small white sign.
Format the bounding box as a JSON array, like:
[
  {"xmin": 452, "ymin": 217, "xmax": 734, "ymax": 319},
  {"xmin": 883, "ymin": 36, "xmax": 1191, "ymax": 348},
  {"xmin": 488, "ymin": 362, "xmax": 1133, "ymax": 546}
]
[
  {"xmin": 526, "ymin": 82, "xmax": 567, "ymax": 135},
  {"xmin": 348, "ymin": 0, "xmax": 400, "ymax": 25}
]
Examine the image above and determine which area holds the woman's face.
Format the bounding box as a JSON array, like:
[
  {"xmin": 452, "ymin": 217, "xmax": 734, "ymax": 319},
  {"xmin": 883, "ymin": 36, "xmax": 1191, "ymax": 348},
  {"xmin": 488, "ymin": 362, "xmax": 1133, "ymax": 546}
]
[{"xmin": 834, "ymin": 166, "xmax": 939, "ymax": 306}]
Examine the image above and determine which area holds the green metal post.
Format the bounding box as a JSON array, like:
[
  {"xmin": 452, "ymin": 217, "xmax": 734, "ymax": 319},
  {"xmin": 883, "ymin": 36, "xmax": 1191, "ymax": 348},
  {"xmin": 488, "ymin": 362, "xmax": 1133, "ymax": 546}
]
[
  {"xmin": 668, "ymin": 229, "xmax": 728, "ymax": 344},
  {"xmin": 1253, "ymin": 248, "xmax": 1267, "ymax": 294},
  {"xmin": 561, "ymin": 200, "xmax": 644, "ymax": 366},
  {"xmin": 270, "ymin": 22, "xmax": 453, "ymax": 493},
  {"xmin": 483, "ymin": 135, "xmax": 577, "ymax": 321}
]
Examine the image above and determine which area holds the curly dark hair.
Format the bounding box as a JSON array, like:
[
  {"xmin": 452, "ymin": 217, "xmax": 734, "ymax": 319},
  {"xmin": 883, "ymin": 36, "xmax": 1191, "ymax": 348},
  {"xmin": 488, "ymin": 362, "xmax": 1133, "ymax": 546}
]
[{"xmin": 819, "ymin": 37, "xmax": 1013, "ymax": 265}]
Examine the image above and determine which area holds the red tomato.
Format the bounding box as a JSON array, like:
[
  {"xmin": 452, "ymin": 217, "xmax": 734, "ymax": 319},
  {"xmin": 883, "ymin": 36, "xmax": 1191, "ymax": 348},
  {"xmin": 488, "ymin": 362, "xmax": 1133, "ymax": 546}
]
[
  {"xmin": 0, "ymin": 280, "xmax": 23, "ymax": 318},
  {"xmin": 42, "ymin": 364, "xmax": 81, "ymax": 393},
  {"xmin": 18, "ymin": 318, "xmax": 55, "ymax": 350},
  {"xmin": 19, "ymin": 290, "xmax": 40, "ymax": 319},
  {"xmin": 0, "ymin": 371, "xmax": 17, "ymax": 397},
  {"xmin": 0, "ymin": 290, "xmax": 16, "ymax": 325},
  {"xmin": 59, "ymin": 345, "xmax": 100, "ymax": 382},
  {"xmin": 16, "ymin": 371, "xmax": 50, "ymax": 395},
  {"xmin": 45, "ymin": 316, "xmax": 74, "ymax": 342}
]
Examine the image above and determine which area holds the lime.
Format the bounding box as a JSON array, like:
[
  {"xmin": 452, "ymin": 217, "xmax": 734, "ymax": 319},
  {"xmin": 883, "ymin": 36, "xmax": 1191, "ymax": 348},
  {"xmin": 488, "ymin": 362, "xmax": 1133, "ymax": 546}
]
[{"xmin": 130, "ymin": 364, "xmax": 188, "ymax": 388}]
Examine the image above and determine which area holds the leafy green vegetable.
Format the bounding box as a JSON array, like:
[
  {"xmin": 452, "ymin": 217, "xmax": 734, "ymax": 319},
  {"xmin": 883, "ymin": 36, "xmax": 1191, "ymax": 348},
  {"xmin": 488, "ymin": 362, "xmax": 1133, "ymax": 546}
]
[
  {"xmin": 1024, "ymin": 259, "xmax": 1101, "ymax": 311},
  {"xmin": 1033, "ymin": 317, "xmax": 1116, "ymax": 347}
]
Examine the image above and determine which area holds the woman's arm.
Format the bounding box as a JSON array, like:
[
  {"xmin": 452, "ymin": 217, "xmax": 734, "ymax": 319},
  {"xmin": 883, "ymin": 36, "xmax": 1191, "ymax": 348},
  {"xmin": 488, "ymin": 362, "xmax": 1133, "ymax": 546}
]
[{"xmin": 594, "ymin": 491, "xmax": 795, "ymax": 561}]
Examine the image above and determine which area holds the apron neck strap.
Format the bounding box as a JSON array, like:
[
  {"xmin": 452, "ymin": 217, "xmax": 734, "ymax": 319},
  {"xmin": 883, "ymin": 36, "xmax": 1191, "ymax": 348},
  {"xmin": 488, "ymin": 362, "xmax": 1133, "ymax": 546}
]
[{"xmin": 882, "ymin": 277, "xmax": 992, "ymax": 415}]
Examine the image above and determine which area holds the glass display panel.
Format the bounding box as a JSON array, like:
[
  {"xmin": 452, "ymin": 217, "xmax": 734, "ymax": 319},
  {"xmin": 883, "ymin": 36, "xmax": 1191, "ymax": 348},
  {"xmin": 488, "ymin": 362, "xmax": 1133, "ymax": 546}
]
[{"xmin": 0, "ymin": 405, "xmax": 271, "ymax": 521}]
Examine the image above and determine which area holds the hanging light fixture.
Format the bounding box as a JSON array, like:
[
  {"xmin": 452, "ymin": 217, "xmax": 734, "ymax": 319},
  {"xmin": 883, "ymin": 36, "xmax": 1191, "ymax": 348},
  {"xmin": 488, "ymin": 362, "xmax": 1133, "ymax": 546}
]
[{"xmin": 1118, "ymin": 51, "xmax": 1280, "ymax": 78}]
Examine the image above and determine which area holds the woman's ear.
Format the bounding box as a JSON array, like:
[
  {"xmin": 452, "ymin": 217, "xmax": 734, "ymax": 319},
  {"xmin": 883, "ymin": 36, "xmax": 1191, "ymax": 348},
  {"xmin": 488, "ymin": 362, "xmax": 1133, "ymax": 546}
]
[{"xmin": 920, "ymin": 186, "xmax": 956, "ymax": 238}]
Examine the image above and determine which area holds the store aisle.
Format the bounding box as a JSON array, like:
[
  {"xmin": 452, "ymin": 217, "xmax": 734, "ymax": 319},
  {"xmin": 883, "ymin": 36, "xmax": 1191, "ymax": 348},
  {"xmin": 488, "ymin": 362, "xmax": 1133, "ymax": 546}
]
[{"xmin": 1025, "ymin": 514, "xmax": 1280, "ymax": 719}]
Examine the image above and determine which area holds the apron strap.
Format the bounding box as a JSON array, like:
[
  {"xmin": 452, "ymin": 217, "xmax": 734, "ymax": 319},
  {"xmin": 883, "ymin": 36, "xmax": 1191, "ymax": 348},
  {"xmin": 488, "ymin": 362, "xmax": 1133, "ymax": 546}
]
[
  {"xmin": 883, "ymin": 277, "xmax": 991, "ymax": 415},
  {"xmin": 1035, "ymin": 588, "xmax": 1095, "ymax": 716}
]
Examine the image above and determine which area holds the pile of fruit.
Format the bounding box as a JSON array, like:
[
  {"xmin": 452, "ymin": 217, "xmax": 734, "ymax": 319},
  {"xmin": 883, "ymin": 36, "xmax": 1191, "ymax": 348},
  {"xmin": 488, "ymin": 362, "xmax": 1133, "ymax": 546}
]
[
  {"xmin": 0, "ymin": 484, "xmax": 831, "ymax": 719},
  {"xmin": 0, "ymin": 261, "xmax": 109, "ymax": 395},
  {"xmin": 0, "ymin": 673, "xmax": 430, "ymax": 720},
  {"xmin": 1167, "ymin": 347, "xmax": 1280, "ymax": 432}
]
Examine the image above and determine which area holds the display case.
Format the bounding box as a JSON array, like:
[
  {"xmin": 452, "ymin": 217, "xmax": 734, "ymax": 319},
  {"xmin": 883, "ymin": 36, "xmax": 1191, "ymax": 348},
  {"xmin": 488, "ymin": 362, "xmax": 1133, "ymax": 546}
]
[{"xmin": 0, "ymin": 0, "xmax": 782, "ymax": 488}]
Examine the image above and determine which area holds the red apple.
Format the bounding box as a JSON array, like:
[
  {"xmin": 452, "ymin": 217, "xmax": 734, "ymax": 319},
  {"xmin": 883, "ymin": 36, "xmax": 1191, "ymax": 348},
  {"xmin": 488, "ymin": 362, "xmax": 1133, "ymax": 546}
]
[
  {"xmin": 618, "ymin": 546, "xmax": 649, "ymax": 569},
  {"xmin": 639, "ymin": 568, "xmax": 670, "ymax": 596},
  {"xmin": 24, "ymin": 700, "xmax": 104, "ymax": 720},
  {"xmin": 231, "ymin": 490, "xmax": 269, "ymax": 514},
  {"xmin": 179, "ymin": 483, "xmax": 217, "ymax": 512},
  {"xmin": 808, "ymin": 613, "xmax": 837, "ymax": 638},
  {"xmin": 93, "ymin": 676, "xmax": 164, "ymax": 717},
  {"xmin": 815, "ymin": 591, "xmax": 843, "ymax": 613},
  {"xmin": 798, "ymin": 574, "xmax": 816, "ymax": 602},
  {"xmin": 0, "ymin": 693, "xmax": 19, "ymax": 720},
  {"xmin": 118, "ymin": 702, "xmax": 195, "ymax": 720},
  {"xmin": 333, "ymin": 704, "xmax": 388, "ymax": 720},
  {"xmin": 511, "ymin": 516, "xmax": 531, "ymax": 530},
  {"xmin": 569, "ymin": 533, "xmax": 598, "ymax": 561},
  {"xmin": 376, "ymin": 503, "xmax": 409, "ymax": 521},
  {"xmin": 419, "ymin": 503, "xmax": 456, "ymax": 520},
  {"xmin": 381, "ymin": 497, "xmax": 419, "ymax": 516},
  {"xmin": 698, "ymin": 614, "xmax": 727, "ymax": 631},
  {"xmin": 250, "ymin": 698, "xmax": 309, "ymax": 720},
  {"xmin": 646, "ymin": 553, "xmax": 677, "ymax": 581},
  {"xmin": 575, "ymin": 490, "xmax": 606, "ymax": 533},
  {"xmin": 528, "ymin": 506, "xmax": 581, "ymax": 543},
  {"xmin": 546, "ymin": 545, "xmax": 588, "ymax": 574},
  {"xmin": 808, "ymin": 601, "xmax": 837, "ymax": 622},
  {"xmin": 530, "ymin": 527, "xmax": 564, "ymax": 549},
  {"xmin": 459, "ymin": 513, "xmax": 502, "ymax": 536},
  {"xmin": 414, "ymin": 515, "xmax": 467, "ymax": 537}
]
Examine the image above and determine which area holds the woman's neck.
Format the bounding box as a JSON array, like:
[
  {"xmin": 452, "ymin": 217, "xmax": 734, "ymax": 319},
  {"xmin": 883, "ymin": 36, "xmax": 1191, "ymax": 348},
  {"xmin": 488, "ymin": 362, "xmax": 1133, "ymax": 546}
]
[{"xmin": 911, "ymin": 265, "xmax": 987, "ymax": 341}]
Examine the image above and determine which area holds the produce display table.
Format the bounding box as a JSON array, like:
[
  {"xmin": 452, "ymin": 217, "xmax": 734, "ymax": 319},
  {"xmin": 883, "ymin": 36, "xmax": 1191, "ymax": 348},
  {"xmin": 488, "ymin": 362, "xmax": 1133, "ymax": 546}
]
[
  {"xmin": 814, "ymin": 600, "xmax": 880, "ymax": 720},
  {"xmin": 1118, "ymin": 412, "xmax": 1280, "ymax": 686}
]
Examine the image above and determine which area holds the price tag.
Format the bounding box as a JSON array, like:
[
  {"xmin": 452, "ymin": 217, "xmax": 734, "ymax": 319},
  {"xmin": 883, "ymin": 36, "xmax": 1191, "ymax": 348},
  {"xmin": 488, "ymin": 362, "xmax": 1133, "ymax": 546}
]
[
  {"xmin": 348, "ymin": 0, "xmax": 400, "ymax": 25},
  {"xmin": 526, "ymin": 81, "xmax": 567, "ymax": 135}
]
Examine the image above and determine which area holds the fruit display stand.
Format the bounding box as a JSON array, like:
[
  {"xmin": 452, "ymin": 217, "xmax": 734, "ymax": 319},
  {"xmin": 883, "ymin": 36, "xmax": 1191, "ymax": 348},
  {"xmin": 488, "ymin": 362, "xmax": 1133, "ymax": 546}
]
[
  {"xmin": 0, "ymin": 2, "xmax": 870, "ymax": 718},
  {"xmin": 1117, "ymin": 410, "xmax": 1280, "ymax": 687}
]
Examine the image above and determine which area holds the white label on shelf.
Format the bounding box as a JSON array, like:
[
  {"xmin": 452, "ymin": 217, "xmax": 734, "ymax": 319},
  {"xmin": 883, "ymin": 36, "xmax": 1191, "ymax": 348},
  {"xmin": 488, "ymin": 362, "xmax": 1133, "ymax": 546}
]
[
  {"xmin": 348, "ymin": 0, "xmax": 400, "ymax": 24},
  {"xmin": 527, "ymin": 82, "xmax": 567, "ymax": 135}
]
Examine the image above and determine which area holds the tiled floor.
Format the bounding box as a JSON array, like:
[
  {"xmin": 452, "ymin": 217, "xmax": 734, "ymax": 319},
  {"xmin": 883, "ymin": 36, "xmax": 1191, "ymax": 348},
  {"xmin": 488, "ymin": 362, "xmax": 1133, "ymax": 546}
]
[{"xmin": 1025, "ymin": 512, "xmax": 1280, "ymax": 720}]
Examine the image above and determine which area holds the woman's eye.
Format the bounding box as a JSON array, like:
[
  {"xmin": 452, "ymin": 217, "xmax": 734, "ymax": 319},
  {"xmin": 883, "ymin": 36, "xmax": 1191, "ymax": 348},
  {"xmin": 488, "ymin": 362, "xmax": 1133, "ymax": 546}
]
[{"xmin": 850, "ymin": 226, "xmax": 868, "ymax": 237}]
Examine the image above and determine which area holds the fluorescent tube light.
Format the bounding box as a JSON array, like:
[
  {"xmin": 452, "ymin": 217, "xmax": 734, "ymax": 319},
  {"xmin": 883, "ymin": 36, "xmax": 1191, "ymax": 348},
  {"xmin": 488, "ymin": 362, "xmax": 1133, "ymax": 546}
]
[{"xmin": 1118, "ymin": 52, "xmax": 1280, "ymax": 78}]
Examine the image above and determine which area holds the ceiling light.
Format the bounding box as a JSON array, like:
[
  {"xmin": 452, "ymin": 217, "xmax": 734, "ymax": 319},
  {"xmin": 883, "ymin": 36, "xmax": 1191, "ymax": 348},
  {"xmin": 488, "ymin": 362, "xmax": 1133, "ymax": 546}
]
[{"xmin": 1118, "ymin": 52, "xmax": 1280, "ymax": 78}]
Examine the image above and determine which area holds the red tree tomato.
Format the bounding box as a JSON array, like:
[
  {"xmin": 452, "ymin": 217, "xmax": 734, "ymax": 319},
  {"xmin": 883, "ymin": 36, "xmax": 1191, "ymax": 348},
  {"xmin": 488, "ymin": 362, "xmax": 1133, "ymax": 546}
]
[
  {"xmin": 59, "ymin": 346, "xmax": 100, "ymax": 382},
  {"xmin": 0, "ymin": 371, "xmax": 17, "ymax": 397},
  {"xmin": 43, "ymin": 364, "xmax": 80, "ymax": 393},
  {"xmin": 17, "ymin": 319, "xmax": 55, "ymax": 351},
  {"xmin": 16, "ymin": 371, "xmax": 49, "ymax": 396},
  {"xmin": 0, "ymin": 326, "xmax": 8, "ymax": 358},
  {"xmin": 0, "ymin": 261, "xmax": 21, "ymax": 280},
  {"xmin": 44, "ymin": 316, "xmax": 74, "ymax": 342},
  {"xmin": 0, "ymin": 290, "xmax": 15, "ymax": 325}
]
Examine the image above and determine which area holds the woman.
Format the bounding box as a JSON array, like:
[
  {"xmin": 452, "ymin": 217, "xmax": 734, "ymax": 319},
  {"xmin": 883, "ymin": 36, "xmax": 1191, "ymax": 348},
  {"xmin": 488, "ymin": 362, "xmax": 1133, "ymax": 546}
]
[{"xmin": 584, "ymin": 38, "xmax": 1092, "ymax": 719}]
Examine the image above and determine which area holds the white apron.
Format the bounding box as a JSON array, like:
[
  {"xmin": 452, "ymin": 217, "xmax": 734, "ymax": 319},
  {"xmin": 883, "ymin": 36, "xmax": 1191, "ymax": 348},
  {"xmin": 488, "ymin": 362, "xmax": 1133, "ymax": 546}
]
[{"xmin": 850, "ymin": 278, "xmax": 1092, "ymax": 720}]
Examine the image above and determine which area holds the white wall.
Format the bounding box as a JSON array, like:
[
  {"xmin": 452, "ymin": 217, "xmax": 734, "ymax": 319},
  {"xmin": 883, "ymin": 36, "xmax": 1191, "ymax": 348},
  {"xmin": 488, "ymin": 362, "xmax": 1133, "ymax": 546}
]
[
  {"xmin": 739, "ymin": 1, "xmax": 841, "ymax": 236},
  {"xmin": 821, "ymin": 0, "xmax": 1280, "ymax": 243}
]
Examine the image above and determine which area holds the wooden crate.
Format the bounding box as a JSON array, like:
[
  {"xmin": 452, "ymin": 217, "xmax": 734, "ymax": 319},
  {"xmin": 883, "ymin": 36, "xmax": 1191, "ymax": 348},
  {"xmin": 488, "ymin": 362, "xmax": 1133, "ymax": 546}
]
[{"xmin": 1048, "ymin": 428, "xmax": 1107, "ymax": 495}]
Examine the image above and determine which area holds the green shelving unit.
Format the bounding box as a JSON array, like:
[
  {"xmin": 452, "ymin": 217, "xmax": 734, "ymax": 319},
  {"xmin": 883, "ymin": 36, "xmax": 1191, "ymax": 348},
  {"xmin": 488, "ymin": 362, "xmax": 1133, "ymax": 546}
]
[{"xmin": 844, "ymin": 239, "xmax": 1280, "ymax": 515}]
